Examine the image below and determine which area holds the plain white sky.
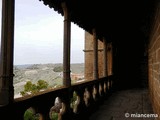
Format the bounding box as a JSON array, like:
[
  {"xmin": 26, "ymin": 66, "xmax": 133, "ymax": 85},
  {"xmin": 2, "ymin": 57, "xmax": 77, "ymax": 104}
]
[{"xmin": 0, "ymin": 0, "xmax": 85, "ymax": 65}]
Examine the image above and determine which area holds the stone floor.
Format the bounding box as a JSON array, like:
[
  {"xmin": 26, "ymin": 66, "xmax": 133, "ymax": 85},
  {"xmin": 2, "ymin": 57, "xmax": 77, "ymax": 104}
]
[{"xmin": 89, "ymin": 88, "xmax": 156, "ymax": 120}]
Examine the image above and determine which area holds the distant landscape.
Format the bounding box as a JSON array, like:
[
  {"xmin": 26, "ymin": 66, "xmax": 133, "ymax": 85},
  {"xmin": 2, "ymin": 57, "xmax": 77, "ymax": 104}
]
[{"xmin": 13, "ymin": 63, "xmax": 84, "ymax": 98}]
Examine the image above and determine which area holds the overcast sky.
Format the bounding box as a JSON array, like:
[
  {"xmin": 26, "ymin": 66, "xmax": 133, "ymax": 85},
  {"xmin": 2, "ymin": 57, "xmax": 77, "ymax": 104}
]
[{"xmin": 0, "ymin": 0, "xmax": 85, "ymax": 65}]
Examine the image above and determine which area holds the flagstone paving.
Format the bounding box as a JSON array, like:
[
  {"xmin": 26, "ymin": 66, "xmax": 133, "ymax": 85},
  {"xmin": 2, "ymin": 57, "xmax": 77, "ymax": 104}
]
[{"xmin": 89, "ymin": 88, "xmax": 156, "ymax": 120}]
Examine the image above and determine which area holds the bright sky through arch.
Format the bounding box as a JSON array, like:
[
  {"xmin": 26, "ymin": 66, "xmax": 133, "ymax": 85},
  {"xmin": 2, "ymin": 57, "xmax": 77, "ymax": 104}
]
[{"xmin": 0, "ymin": 0, "xmax": 85, "ymax": 65}]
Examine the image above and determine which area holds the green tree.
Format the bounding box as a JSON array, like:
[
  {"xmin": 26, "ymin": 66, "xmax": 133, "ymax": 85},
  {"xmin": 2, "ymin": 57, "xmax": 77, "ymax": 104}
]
[
  {"xmin": 24, "ymin": 81, "xmax": 33, "ymax": 92},
  {"xmin": 37, "ymin": 80, "xmax": 49, "ymax": 90},
  {"xmin": 24, "ymin": 108, "xmax": 39, "ymax": 120},
  {"xmin": 20, "ymin": 80, "xmax": 49, "ymax": 96},
  {"xmin": 31, "ymin": 84, "xmax": 38, "ymax": 93},
  {"xmin": 53, "ymin": 66, "xmax": 63, "ymax": 72},
  {"xmin": 50, "ymin": 112, "xmax": 59, "ymax": 120},
  {"xmin": 24, "ymin": 109, "xmax": 34, "ymax": 120}
]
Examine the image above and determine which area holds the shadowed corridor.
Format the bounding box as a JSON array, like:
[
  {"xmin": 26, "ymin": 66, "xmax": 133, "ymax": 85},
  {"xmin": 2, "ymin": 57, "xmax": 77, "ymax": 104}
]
[{"xmin": 89, "ymin": 88, "xmax": 155, "ymax": 120}]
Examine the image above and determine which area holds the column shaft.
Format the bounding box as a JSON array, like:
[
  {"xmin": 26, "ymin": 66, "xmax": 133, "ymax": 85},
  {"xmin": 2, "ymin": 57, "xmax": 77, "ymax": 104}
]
[
  {"xmin": 0, "ymin": 0, "xmax": 15, "ymax": 105},
  {"xmin": 62, "ymin": 2, "xmax": 71, "ymax": 87},
  {"xmin": 93, "ymin": 29, "xmax": 99, "ymax": 79},
  {"xmin": 103, "ymin": 38, "xmax": 108, "ymax": 77}
]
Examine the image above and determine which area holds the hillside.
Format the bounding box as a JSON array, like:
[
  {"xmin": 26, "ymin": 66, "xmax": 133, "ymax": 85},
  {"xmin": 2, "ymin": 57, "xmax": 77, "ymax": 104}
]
[{"xmin": 14, "ymin": 63, "xmax": 84, "ymax": 97}]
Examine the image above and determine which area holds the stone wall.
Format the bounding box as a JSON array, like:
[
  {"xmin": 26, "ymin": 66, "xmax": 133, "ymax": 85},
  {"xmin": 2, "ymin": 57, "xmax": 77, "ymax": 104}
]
[
  {"xmin": 84, "ymin": 31, "xmax": 113, "ymax": 80},
  {"xmin": 107, "ymin": 43, "xmax": 113, "ymax": 76},
  {"xmin": 148, "ymin": 3, "xmax": 160, "ymax": 117},
  {"xmin": 84, "ymin": 31, "xmax": 104, "ymax": 80},
  {"xmin": 84, "ymin": 31, "xmax": 94, "ymax": 80}
]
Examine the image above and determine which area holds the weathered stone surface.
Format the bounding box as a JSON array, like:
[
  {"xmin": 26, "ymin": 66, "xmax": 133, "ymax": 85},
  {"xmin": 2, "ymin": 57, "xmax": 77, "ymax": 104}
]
[{"xmin": 89, "ymin": 89, "xmax": 155, "ymax": 120}]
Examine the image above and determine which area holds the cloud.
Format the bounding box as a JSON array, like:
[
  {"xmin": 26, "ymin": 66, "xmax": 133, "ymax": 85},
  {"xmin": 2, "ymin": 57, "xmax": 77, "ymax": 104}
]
[{"xmin": 13, "ymin": 0, "xmax": 84, "ymax": 65}]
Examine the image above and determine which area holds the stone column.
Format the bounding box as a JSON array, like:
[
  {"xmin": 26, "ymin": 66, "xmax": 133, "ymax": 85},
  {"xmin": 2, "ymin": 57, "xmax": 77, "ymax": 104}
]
[
  {"xmin": 0, "ymin": 0, "xmax": 15, "ymax": 105},
  {"xmin": 61, "ymin": 2, "xmax": 71, "ymax": 87},
  {"xmin": 103, "ymin": 37, "xmax": 108, "ymax": 77},
  {"xmin": 109, "ymin": 43, "xmax": 113, "ymax": 75},
  {"xmin": 92, "ymin": 29, "xmax": 99, "ymax": 79}
]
